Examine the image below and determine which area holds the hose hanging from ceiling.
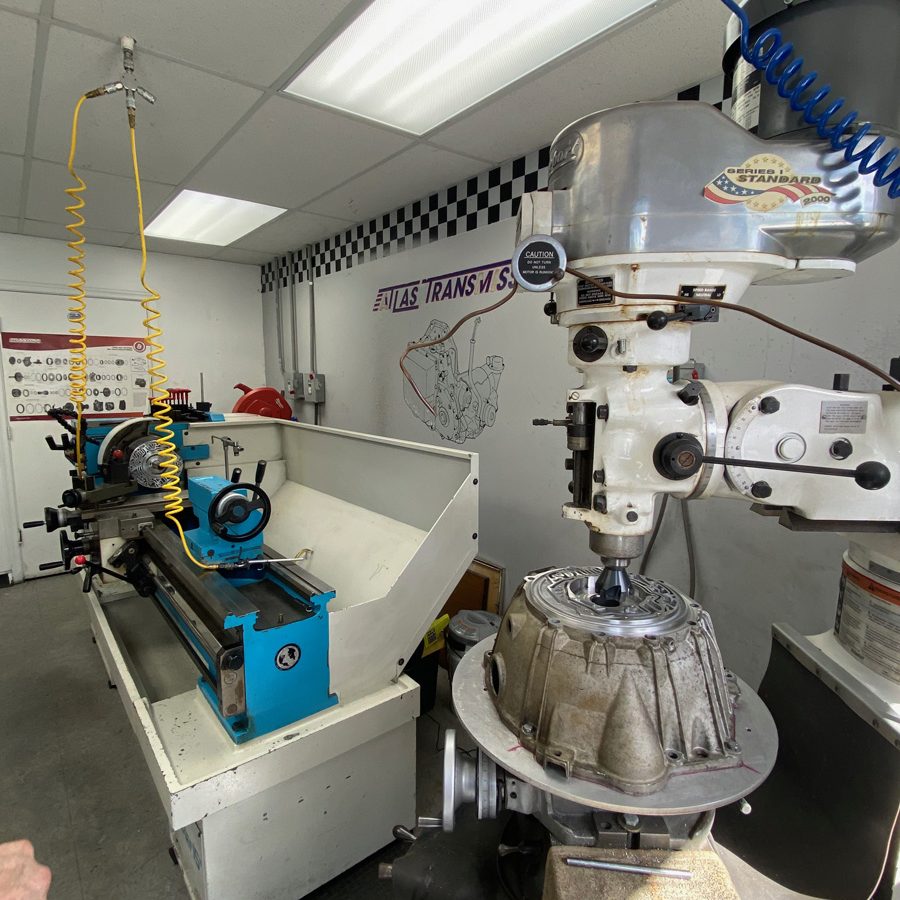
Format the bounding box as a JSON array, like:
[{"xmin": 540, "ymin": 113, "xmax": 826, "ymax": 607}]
[{"xmin": 64, "ymin": 94, "xmax": 90, "ymax": 476}]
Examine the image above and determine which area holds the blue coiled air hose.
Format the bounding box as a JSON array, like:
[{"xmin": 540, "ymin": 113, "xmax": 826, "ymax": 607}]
[{"xmin": 719, "ymin": 0, "xmax": 900, "ymax": 198}]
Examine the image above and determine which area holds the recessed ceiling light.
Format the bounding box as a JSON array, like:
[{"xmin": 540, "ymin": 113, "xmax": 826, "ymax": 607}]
[
  {"xmin": 283, "ymin": 0, "xmax": 659, "ymax": 135},
  {"xmin": 145, "ymin": 190, "xmax": 286, "ymax": 246}
]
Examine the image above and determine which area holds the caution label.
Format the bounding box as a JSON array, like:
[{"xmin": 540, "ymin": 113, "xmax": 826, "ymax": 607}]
[
  {"xmin": 576, "ymin": 277, "xmax": 614, "ymax": 307},
  {"xmin": 834, "ymin": 562, "xmax": 900, "ymax": 684}
]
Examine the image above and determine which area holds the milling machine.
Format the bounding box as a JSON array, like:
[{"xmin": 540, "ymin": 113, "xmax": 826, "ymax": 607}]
[{"xmin": 394, "ymin": 1, "xmax": 900, "ymax": 897}]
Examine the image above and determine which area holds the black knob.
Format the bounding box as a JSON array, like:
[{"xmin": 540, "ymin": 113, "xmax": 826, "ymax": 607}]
[
  {"xmin": 646, "ymin": 311, "xmax": 670, "ymax": 331},
  {"xmin": 543, "ymin": 301, "xmax": 557, "ymax": 318},
  {"xmin": 654, "ymin": 433, "xmax": 704, "ymax": 481},
  {"xmin": 758, "ymin": 396, "xmax": 781, "ymax": 415},
  {"xmin": 564, "ymin": 458, "xmax": 574, "ymax": 471},
  {"xmin": 38, "ymin": 561, "xmax": 65, "ymax": 571},
  {"xmin": 832, "ymin": 374, "xmax": 850, "ymax": 392},
  {"xmin": 855, "ymin": 461, "xmax": 891, "ymax": 491},
  {"xmin": 254, "ymin": 459, "xmax": 267, "ymax": 485},
  {"xmin": 572, "ymin": 326, "xmax": 608, "ymax": 363},
  {"xmin": 230, "ymin": 467, "xmax": 243, "ymax": 484},
  {"xmin": 830, "ymin": 439, "xmax": 853, "ymax": 460},
  {"xmin": 677, "ymin": 382, "xmax": 703, "ymax": 406},
  {"xmin": 751, "ymin": 481, "xmax": 773, "ymax": 499},
  {"xmin": 61, "ymin": 489, "xmax": 83, "ymax": 509}
]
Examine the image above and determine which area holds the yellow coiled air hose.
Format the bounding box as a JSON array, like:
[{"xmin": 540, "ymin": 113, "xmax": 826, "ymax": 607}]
[
  {"xmin": 127, "ymin": 121, "xmax": 217, "ymax": 571},
  {"xmin": 65, "ymin": 94, "xmax": 89, "ymax": 475}
]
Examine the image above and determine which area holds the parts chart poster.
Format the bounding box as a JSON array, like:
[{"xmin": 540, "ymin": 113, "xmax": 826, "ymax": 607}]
[{"xmin": 2, "ymin": 332, "xmax": 149, "ymax": 421}]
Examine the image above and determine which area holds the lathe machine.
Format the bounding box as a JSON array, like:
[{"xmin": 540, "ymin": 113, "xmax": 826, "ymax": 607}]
[{"xmin": 28, "ymin": 402, "xmax": 478, "ymax": 900}]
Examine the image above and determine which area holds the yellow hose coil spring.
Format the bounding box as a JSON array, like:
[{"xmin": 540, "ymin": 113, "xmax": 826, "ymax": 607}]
[
  {"xmin": 127, "ymin": 124, "xmax": 216, "ymax": 570},
  {"xmin": 65, "ymin": 95, "xmax": 89, "ymax": 474}
]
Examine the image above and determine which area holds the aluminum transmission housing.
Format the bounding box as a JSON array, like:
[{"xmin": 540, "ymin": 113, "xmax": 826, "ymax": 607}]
[{"xmin": 488, "ymin": 567, "xmax": 742, "ymax": 795}]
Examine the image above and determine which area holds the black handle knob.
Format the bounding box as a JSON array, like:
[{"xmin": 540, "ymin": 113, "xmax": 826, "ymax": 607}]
[
  {"xmin": 25, "ymin": 507, "xmax": 74, "ymax": 533},
  {"xmin": 654, "ymin": 433, "xmax": 704, "ymax": 480},
  {"xmin": 254, "ymin": 459, "xmax": 267, "ymax": 485},
  {"xmin": 61, "ymin": 489, "xmax": 83, "ymax": 509},
  {"xmin": 855, "ymin": 461, "xmax": 891, "ymax": 491},
  {"xmin": 645, "ymin": 310, "xmax": 687, "ymax": 331},
  {"xmin": 38, "ymin": 561, "xmax": 65, "ymax": 571},
  {"xmin": 702, "ymin": 454, "xmax": 891, "ymax": 490},
  {"xmin": 230, "ymin": 467, "xmax": 243, "ymax": 484}
]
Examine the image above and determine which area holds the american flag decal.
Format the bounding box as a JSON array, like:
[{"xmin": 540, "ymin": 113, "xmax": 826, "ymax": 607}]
[{"xmin": 703, "ymin": 156, "xmax": 834, "ymax": 212}]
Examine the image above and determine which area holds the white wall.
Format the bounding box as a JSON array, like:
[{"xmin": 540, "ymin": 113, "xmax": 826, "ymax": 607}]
[
  {"xmin": 0, "ymin": 233, "xmax": 264, "ymax": 580},
  {"xmin": 262, "ymin": 223, "xmax": 900, "ymax": 687}
]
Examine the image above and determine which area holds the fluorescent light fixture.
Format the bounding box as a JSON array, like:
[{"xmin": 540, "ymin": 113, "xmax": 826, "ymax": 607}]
[
  {"xmin": 283, "ymin": 0, "xmax": 658, "ymax": 135},
  {"xmin": 145, "ymin": 190, "xmax": 286, "ymax": 246}
]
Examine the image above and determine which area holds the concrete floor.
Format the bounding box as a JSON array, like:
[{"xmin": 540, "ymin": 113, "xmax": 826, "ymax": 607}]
[{"xmin": 0, "ymin": 574, "xmax": 810, "ymax": 900}]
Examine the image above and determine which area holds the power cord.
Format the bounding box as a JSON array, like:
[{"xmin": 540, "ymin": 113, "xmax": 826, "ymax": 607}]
[
  {"xmin": 566, "ymin": 267, "xmax": 900, "ymax": 392},
  {"xmin": 400, "ymin": 284, "xmax": 519, "ymax": 415}
]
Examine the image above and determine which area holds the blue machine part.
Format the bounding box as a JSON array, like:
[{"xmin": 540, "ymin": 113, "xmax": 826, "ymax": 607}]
[
  {"xmin": 174, "ymin": 472, "xmax": 336, "ymax": 741},
  {"xmin": 201, "ymin": 579, "xmax": 337, "ymax": 743},
  {"xmin": 184, "ymin": 475, "xmax": 263, "ymax": 564},
  {"xmin": 83, "ymin": 413, "xmax": 223, "ymax": 481}
]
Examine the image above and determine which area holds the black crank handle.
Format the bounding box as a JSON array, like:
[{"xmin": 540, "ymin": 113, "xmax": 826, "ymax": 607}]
[{"xmin": 703, "ymin": 456, "xmax": 890, "ymax": 490}]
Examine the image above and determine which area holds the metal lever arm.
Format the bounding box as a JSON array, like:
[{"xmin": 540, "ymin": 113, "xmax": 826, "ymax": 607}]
[{"xmin": 702, "ymin": 455, "xmax": 891, "ymax": 490}]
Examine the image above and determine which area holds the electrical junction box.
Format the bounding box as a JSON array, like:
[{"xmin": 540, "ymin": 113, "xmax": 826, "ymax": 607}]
[
  {"xmin": 303, "ymin": 372, "xmax": 326, "ymax": 404},
  {"xmin": 285, "ymin": 371, "xmax": 303, "ymax": 401}
]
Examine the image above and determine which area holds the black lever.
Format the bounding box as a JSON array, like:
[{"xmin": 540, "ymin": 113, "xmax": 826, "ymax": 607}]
[
  {"xmin": 38, "ymin": 561, "xmax": 65, "ymax": 571},
  {"xmin": 254, "ymin": 459, "xmax": 267, "ymax": 485},
  {"xmin": 45, "ymin": 434, "xmax": 72, "ymax": 452},
  {"xmin": 23, "ymin": 507, "xmax": 79, "ymax": 533},
  {"xmin": 702, "ymin": 455, "xmax": 891, "ymax": 491},
  {"xmin": 644, "ymin": 310, "xmax": 688, "ymax": 331},
  {"xmin": 230, "ymin": 467, "xmax": 242, "ymax": 484}
]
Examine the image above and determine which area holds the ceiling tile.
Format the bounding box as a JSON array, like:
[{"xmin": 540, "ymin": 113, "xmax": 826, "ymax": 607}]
[
  {"xmin": 0, "ymin": 155, "xmax": 24, "ymax": 217},
  {"xmin": 231, "ymin": 209, "xmax": 355, "ymax": 255},
  {"xmin": 0, "ymin": 13, "xmax": 37, "ymax": 155},
  {"xmin": 20, "ymin": 218, "xmax": 132, "ymax": 247},
  {"xmin": 305, "ymin": 144, "xmax": 483, "ymax": 222},
  {"xmin": 214, "ymin": 247, "xmax": 276, "ymax": 266},
  {"xmin": 430, "ymin": 0, "xmax": 729, "ymax": 163},
  {"xmin": 53, "ymin": 0, "xmax": 360, "ymax": 86},
  {"xmin": 0, "ymin": 215, "xmax": 20, "ymax": 233},
  {"xmin": 189, "ymin": 95, "xmax": 412, "ymax": 209},
  {"xmin": 123, "ymin": 234, "xmax": 222, "ymax": 259},
  {"xmin": 26, "ymin": 159, "xmax": 172, "ymax": 232},
  {"xmin": 34, "ymin": 27, "xmax": 262, "ymax": 184}
]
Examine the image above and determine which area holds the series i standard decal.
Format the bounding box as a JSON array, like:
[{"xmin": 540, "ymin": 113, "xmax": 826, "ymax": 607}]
[{"xmin": 703, "ymin": 154, "xmax": 833, "ymax": 212}]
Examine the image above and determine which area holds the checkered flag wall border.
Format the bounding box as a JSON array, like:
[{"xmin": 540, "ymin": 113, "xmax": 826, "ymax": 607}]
[{"xmin": 260, "ymin": 75, "xmax": 728, "ymax": 293}]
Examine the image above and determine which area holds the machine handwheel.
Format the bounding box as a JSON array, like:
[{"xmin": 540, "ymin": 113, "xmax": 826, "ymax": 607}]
[{"xmin": 208, "ymin": 481, "xmax": 271, "ymax": 543}]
